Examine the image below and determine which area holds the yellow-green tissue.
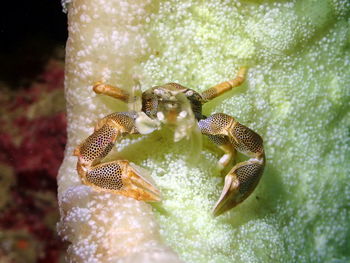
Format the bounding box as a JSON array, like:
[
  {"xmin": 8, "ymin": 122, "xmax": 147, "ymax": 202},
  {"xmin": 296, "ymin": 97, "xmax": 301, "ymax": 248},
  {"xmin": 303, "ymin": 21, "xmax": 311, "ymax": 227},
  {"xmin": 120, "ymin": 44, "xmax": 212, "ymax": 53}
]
[
  {"xmin": 140, "ymin": 1, "xmax": 350, "ymax": 262},
  {"xmin": 58, "ymin": 0, "xmax": 350, "ymax": 262}
]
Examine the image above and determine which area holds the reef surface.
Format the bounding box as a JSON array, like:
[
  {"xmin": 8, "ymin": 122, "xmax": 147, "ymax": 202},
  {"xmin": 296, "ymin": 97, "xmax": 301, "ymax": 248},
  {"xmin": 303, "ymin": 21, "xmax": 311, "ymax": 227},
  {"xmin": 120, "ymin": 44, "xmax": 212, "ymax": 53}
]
[{"xmin": 58, "ymin": 0, "xmax": 350, "ymax": 262}]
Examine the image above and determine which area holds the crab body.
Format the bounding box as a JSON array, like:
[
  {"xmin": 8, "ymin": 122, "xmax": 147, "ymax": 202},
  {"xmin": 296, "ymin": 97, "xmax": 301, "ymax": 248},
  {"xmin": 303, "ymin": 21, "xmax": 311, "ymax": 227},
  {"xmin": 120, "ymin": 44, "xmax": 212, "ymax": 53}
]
[
  {"xmin": 142, "ymin": 83, "xmax": 205, "ymax": 122},
  {"xmin": 74, "ymin": 67, "xmax": 265, "ymax": 216}
]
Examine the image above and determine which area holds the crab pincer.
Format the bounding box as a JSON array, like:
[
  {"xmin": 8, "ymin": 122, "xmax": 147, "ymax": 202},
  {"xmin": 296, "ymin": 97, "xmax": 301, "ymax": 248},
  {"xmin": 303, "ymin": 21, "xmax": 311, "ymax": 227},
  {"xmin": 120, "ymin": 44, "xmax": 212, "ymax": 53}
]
[
  {"xmin": 73, "ymin": 111, "xmax": 160, "ymax": 202},
  {"xmin": 198, "ymin": 113, "xmax": 265, "ymax": 216}
]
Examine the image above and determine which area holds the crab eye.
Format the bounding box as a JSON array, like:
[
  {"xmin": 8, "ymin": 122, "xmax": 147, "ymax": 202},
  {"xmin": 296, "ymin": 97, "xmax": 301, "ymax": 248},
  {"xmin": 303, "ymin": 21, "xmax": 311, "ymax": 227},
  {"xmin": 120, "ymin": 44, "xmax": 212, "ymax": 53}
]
[
  {"xmin": 154, "ymin": 89, "xmax": 162, "ymax": 96},
  {"xmin": 167, "ymin": 102, "xmax": 176, "ymax": 108},
  {"xmin": 186, "ymin": 90, "xmax": 194, "ymax": 96}
]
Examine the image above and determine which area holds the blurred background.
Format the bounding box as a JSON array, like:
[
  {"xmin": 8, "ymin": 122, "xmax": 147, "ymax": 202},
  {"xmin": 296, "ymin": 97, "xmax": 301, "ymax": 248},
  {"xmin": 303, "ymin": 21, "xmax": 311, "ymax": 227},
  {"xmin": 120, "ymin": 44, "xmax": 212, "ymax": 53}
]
[{"xmin": 0, "ymin": 0, "xmax": 68, "ymax": 262}]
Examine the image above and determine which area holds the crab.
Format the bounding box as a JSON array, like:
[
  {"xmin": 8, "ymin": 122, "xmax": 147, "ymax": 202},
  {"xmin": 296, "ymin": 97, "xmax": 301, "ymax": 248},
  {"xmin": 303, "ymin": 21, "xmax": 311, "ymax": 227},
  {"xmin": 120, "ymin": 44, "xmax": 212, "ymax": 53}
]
[{"xmin": 73, "ymin": 67, "xmax": 265, "ymax": 216}]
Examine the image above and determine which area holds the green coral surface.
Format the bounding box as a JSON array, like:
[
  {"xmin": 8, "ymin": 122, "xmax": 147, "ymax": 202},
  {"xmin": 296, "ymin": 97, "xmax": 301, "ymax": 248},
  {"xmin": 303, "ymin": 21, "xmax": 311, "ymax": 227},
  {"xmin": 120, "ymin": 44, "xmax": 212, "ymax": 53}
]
[{"xmin": 120, "ymin": 0, "xmax": 350, "ymax": 262}]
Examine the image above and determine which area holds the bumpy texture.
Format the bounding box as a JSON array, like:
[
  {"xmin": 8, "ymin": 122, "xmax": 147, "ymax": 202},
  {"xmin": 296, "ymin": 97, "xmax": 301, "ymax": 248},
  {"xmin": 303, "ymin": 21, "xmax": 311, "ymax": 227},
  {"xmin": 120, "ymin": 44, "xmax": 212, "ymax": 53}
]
[
  {"xmin": 58, "ymin": 0, "xmax": 350, "ymax": 262},
  {"xmin": 58, "ymin": 0, "xmax": 182, "ymax": 262}
]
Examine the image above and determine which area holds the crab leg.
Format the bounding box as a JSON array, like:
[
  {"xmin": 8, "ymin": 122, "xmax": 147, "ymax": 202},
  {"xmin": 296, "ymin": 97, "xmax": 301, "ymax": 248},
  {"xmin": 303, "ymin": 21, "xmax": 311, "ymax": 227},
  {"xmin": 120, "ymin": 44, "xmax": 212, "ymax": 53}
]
[
  {"xmin": 73, "ymin": 112, "xmax": 160, "ymax": 202},
  {"xmin": 206, "ymin": 134, "xmax": 236, "ymax": 171},
  {"xmin": 201, "ymin": 67, "xmax": 247, "ymax": 102},
  {"xmin": 93, "ymin": 81, "xmax": 130, "ymax": 102},
  {"xmin": 198, "ymin": 113, "xmax": 265, "ymax": 216}
]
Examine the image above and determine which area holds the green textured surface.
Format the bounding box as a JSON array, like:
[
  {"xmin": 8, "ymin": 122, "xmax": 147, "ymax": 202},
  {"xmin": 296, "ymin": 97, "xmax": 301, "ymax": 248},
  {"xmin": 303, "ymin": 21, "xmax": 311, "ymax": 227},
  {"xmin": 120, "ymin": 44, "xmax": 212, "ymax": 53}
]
[{"xmin": 118, "ymin": 1, "xmax": 349, "ymax": 262}]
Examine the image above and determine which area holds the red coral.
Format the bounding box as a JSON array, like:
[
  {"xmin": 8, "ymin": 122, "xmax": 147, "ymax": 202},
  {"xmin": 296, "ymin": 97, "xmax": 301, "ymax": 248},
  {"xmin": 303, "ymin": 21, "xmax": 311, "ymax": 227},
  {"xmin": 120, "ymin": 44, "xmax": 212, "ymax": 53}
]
[
  {"xmin": 15, "ymin": 113, "xmax": 66, "ymax": 180},
  {"xmin": 0, "ymin": 58, "xmax": 67, "ymax": 262}
]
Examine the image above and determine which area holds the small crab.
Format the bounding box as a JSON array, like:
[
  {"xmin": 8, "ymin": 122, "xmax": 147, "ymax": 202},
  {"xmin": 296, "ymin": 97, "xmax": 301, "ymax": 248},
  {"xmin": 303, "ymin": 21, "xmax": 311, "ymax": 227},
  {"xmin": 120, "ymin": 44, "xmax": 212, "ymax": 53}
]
[{"xmin": 74, "ymin": 67, "xmax": 265, "ymax": 216}]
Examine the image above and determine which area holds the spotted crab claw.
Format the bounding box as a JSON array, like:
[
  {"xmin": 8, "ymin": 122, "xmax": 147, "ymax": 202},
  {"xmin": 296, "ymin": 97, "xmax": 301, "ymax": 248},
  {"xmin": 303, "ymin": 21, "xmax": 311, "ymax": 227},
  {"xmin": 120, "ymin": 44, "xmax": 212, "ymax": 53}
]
[
  {"xmin": 79, "ymin": 160, "xmax": 161, "ymax": 202},
  {"xmin": 212, "ymin": 159, "xmax": 264, "ymax": 217},
  {"xmin": 198, "ymin": 113, "xmax": 265, "ymax": 217},
  {"xmin": 126, "ymin": 161, "xmax": 161, "ymax": 202},
  {"xmin": 74, "ymin": 111, "xmax": 161, "ymax": 202}
]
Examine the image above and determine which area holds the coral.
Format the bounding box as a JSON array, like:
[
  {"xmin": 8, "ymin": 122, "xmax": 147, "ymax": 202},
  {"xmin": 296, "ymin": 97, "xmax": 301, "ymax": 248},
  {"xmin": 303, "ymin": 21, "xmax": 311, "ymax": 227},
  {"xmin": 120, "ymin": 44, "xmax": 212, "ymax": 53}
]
[
  {"xmin": 58, "ymin": 0, "xmax": 350, "ymax": 262},
  {"xmin": 0, "ymin": 58, "xmax": 66, "ymax": 262}
]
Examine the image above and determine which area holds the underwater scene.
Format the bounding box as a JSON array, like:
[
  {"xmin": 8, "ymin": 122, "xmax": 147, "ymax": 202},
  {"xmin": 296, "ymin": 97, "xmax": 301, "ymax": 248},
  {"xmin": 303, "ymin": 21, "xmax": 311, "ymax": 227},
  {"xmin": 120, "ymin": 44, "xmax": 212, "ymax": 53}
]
[{"xmin": 1, "ymin": 0, "xmax": 350, "ymax": 262}]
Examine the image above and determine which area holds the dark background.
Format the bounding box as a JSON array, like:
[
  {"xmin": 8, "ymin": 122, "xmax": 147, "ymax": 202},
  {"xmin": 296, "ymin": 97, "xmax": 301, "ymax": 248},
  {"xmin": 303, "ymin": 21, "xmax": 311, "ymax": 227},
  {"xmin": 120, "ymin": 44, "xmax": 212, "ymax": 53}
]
[
  {"xmin": 0, "ymin": 0, "xmax": 67, "ymax": 88},
  {"xmin": 0, "ymin": 1, "xmax": 68, "ymax": 262}
]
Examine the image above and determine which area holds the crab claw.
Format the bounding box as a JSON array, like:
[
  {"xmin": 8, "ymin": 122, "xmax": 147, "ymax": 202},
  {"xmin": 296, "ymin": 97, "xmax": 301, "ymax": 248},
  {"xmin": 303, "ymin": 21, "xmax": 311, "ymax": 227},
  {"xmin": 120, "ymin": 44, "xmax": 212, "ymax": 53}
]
[
  {"xmin": 212, "ymin": 160, "xmax": 264, "ymax": 217},
  {"xmin": 126, "ymin": 162, "xmax": 161, "ymax": 202},
  {"xmin": 212, "ymin": 174, "xmax": 240, "ymax": 217},
  {"xmin": 80, "ymin": 160, "xmax": 161, "ymax": 202}
]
